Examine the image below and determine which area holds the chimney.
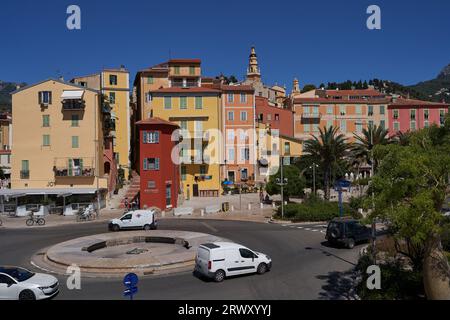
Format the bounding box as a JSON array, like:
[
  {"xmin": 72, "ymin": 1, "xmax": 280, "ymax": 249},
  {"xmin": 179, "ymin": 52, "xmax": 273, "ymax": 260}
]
[
  {"xmin": 16, "ymin": 85, "xmax": 21, "ymax": 90},
  {"xmin": 59, "ymin": 76, "xmax": 64, "ymax": 82},
  {"xmin": 120, "ymin": 64, "xmax": 126, "ymax": 71}
]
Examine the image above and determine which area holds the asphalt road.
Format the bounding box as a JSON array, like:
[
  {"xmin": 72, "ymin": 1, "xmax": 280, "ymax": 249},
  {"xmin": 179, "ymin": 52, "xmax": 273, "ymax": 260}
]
[{"xmin": 0, "ymin": 219, "xmax": 362, "ymax": 300}]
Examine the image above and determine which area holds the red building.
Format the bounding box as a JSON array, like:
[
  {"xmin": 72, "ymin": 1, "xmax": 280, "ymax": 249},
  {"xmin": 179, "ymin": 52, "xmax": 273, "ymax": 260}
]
[
  {"xmin": 255, "ymin": 96, "xmax": 294, "ymax": 137},
  {"xmin": 388, "ymin": 98, "xmax": 449, "ymax": 136},
  {"xmin": 136, "ymin": 118, "xmax": 180, "ymax": 210}
]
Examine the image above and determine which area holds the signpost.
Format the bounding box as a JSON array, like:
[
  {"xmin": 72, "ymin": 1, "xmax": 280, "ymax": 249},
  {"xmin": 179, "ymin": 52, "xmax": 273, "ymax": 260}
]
[
  {"xmin": 123, "ymin": 272, "xmax": 138, "ymax": 300},
  {"xmin": 335, "ymin": 179, "xmax": 351, "ymax": 218}
]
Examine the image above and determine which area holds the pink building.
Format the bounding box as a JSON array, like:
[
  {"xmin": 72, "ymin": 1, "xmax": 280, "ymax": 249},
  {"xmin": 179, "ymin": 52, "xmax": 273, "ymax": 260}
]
[{"xmin": 388, "ymin": 98, "xmax": 449, "ymax": 136}]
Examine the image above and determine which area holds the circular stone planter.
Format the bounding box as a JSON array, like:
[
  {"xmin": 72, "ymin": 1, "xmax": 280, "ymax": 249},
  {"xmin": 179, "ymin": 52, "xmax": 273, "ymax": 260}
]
[{"xmin": 34, "ymin": 230, "xmax": 228, "ymax": 277}]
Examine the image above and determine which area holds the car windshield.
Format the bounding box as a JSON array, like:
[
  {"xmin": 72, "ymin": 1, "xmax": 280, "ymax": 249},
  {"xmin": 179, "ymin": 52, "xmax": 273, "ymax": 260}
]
[{"xmin": 0, "ymin": 267, "xmax": 35, "ymax": 282}]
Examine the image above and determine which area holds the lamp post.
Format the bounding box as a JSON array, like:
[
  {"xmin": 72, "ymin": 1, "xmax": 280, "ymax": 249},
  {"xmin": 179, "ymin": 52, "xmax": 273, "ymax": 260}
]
[
  {"xmin": 276, "ymin": 156, "xmax": 288, "ymax": 219},
  {"xmin": 309, "ymin": 162, "xmax": 319, "ymax": 195}
]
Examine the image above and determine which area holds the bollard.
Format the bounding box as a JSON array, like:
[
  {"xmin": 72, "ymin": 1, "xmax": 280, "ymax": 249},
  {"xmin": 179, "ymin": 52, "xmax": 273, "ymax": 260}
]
[
  {"xmin": 231, "ymin": 205, "xmax": 234, "ymax": 212},
  {"xmin": 201, "ymin": 209, "xmax": 204, "ymax": 216},
  {"xmin": 248, "ymin": 203, "xmax": 252, "ymax": 211},
  {"xmin": 272, "ymin": 202, "xmax": 276, "ymax": 208},
  {"xmin": 260, "ymin": 203, "xmax": 264, "ymax": 209},
  {"xmin": 162, "ymin": 210, "xmax": 165, "ymax": 218}
]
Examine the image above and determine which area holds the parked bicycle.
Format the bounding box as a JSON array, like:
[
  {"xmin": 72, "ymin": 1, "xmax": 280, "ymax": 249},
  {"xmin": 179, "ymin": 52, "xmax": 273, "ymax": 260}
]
[
  {"xmin": 26, "ymin": 212, "xmax": 45, "ymax": 226},
  {"xmin": 76, "ymin": 205, "xmax": 95, "ymax": 222}
]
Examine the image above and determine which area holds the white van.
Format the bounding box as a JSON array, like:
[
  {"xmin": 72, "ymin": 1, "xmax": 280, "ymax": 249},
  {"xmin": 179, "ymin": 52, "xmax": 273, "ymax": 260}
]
[
  {"xmin": 195, "ymin": 242, "xmax": 272, "ymax": 282},
  {"xmin": 108, "ymin": 210, "xmax": 157, "ymax": 231}
]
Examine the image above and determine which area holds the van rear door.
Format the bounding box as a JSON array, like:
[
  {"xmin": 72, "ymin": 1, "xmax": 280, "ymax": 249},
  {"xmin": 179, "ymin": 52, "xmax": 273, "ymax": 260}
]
[{"xmin": 196, "ymin": 246, "xmax": 210, "ymax": 275}]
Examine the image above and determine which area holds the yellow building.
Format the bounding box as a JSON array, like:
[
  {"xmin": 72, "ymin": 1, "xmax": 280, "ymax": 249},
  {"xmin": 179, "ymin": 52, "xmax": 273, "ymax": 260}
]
[
  {"xmin": 72, "ymin": 67, "xmax": 131, "ymax": 179},
  {"xmin": 8, "ymin": 79, "xmax": 110, "ymax": 214},
  {"xmin": 151, "ymin": 87, "xmax": 222, "ymax": 198},
  {"xmin": 148, "ymin": 59, "xmax": 223, "ymax": 198}
]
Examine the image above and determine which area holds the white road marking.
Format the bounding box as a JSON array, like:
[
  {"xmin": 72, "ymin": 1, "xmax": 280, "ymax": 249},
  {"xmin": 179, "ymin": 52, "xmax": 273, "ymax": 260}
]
[
  {"xmin": 297, "ymin": 227, "xmax": 303, "ymax": 229},
  {"xmin": 30, "ymin": 261, "xmax": 59, "ymax": 275},
  {"xmin": 201, "ymin": 222, "xmax": 218, "ymax": 233},
  {"xmin": 311, "ymin": 229, "xmax": 318, "ymax": 232},
  {"xmin": 305, "ymin": 228, "xmax": 311, "ymax": 231}
]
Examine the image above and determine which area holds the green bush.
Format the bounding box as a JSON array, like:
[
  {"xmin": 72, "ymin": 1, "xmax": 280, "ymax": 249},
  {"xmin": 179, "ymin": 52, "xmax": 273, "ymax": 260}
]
[
  {"xmin": 356, "ymin": 254, "xmax": 424, "ymax": 300},
  {"xmin": 275, "ymin": 197, "xmax": 356, "ymax": 222}
]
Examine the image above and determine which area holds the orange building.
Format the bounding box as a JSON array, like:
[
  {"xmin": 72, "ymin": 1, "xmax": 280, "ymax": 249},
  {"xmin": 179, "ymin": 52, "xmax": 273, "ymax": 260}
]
[
  {"xmin": 221, "ymin": 84, "xmax": 256, "ymax": 184},
  {"xmin": 293, "ymin": 89, "xmax": 391, "ymax": 143}
]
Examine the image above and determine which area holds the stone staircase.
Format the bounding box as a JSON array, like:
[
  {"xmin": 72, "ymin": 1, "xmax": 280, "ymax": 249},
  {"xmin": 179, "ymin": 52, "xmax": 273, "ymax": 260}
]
[{"xmin": 119, "ymin": 171, "xmax": 140, "ymax": 209}]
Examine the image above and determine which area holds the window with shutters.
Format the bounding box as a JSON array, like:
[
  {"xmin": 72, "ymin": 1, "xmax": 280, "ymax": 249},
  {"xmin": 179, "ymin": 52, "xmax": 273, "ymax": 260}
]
[
  {"xmin": 143, "ymin": 131, "xmax": 159, "ymax": 143},
  {"xmin": 143, "ymin": 158, "xmax": 160, "ymax": 170},
  {"xmin": 38, "ymin": 91, "xmax": 52, "ymax": 105}
]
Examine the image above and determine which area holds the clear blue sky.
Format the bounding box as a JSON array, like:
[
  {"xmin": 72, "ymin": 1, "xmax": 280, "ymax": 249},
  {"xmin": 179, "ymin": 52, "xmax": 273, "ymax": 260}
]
[{"xmin": 1, "ymin": 0, "xmax": 449, "ymax": 89}]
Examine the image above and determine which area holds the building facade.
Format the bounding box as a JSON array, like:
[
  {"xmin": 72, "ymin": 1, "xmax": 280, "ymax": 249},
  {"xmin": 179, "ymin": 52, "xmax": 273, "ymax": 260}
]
[
  {"xmin": 388, "ymin": 98, "xmax": 449, "ymax": 135},
  {"xmin": 221, "ymin": 84, "xmax": 256, "ymax": 184},
  {"xmin": 72, "ymin": 66, "xmax": 130, "ymax": 180},
  {"xmin": 137, "ymin": 118, "xmax": 179, "ymax": 210},
  {"xmin": 0, "ymin": 113, "xmax": 12, "ymax": 183},
  {"xmin": 8, "ymin": 79, "xmax": 112, "ymax": 214},
  {"xmin": 293, "ymin": 89, "xmax": 391, "ymax": 143}
]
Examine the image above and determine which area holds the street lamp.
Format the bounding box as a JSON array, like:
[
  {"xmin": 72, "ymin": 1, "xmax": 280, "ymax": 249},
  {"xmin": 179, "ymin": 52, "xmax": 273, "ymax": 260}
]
[
  {"xmin": 309, "ymin": 162, "xmax": 319, "ymax": 195},
  {"xmin": 276, "ymin": 156, "xmax": 288, "ymax": 219}
]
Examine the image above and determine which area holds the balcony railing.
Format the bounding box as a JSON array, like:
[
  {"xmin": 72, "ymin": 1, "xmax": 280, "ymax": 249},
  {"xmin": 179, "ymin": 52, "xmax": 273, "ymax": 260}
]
[
  {"xmin": 54, "ymin": 157, "xmax": 95, "ymax": 178},
  {"xmin": 20, "ymin": 170, "xmax": 30, "ymax": 179},
  {"xmin": 55, "ymin": 166, "xmax": 94, "ymax": 177},
  {"xmin": 302, "ymin": 113, "xmax": 321, "ymax": 119},
  {"xmin": 63, "ymin": 100, "xmax": 85, "ymax": 110}
]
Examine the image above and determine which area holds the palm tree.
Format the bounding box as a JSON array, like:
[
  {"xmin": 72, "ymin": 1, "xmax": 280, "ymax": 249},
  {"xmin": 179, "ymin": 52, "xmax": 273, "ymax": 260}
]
[
  {"xmin": 392, "ymin": 130, "xmax": 411, "ymax": 146},
  {"xmin": 303, "ymin": 126, "xmax": 350, "ymax": 200},
  {"xmin": 351, "ymin": 124, "xmax": 390, "ymax": 172}
]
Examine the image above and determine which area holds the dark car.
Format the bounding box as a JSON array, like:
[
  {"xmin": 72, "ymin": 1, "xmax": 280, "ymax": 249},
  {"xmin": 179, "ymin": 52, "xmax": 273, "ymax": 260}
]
[{"xmin": 325, "ymin": 218, "xmax": 372, "ymax": 249}]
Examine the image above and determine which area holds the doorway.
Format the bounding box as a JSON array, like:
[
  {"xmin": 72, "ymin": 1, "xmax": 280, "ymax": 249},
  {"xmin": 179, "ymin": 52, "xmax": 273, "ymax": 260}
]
[{"xmin": 193, "ymin": 184, "xmax": 199, "ymax": 197}]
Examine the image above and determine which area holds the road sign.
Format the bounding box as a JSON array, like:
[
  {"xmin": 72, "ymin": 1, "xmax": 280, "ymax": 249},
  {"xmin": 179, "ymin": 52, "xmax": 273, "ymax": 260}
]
[
  {"xmin": 123, "ymin": 287, "xmax": 138, "ymax": 297},
  {"xmin": 123, "ymin": 273, "xmax": 138, "ymax": 300}
]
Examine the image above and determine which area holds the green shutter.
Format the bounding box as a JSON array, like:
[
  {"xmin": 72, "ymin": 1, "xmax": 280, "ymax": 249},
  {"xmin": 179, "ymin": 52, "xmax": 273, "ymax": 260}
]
[{"xmin": 68, "ymin": 159, "xmax": 73, "ymax": 176}]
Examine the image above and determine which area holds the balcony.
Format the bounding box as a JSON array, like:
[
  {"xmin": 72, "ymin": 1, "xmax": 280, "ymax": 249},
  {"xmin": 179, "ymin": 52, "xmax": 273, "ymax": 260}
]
[
  {"xmin": 54, "ymin": 157, "xmax": 95, "ymax": 178},
  {"xmin": 63, "ymin": 100, "xmax": 85, "ymax": 111},
  {"xmin": 55, "ymin": 166, "xmax": 94, "ymax": 178},
  {"xmin": 301, "ymin": 112, "xmax": 321, "ymax": 119},
  {"xmin": 20, "ymin": 170, "xmax": 30, "ymax": 179}
]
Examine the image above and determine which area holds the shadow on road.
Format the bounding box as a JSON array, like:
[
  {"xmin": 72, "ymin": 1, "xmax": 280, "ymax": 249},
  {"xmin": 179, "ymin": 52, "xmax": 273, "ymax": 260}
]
[{"xmin": 316, "ymin": 269, "xmax": 361, "ymax": 300}]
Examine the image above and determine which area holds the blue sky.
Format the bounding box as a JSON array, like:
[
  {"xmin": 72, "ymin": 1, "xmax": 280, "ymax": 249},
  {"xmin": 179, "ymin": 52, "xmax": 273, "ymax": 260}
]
[{"xmin": 1, "ymin": 0, "xmax": 449, "ymax": 89}]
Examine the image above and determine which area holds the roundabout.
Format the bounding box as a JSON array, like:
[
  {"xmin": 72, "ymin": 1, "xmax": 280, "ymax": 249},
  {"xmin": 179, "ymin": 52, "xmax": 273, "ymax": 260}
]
[{"xmin": 32, "ymin": 230, "xmax": 228, "ymax": 277}]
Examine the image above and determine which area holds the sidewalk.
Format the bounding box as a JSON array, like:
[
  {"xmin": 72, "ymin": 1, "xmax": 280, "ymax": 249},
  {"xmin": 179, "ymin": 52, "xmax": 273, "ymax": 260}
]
[{"xmin": 0, "ymin": 209, "xmax": 124, "ymax": 229}]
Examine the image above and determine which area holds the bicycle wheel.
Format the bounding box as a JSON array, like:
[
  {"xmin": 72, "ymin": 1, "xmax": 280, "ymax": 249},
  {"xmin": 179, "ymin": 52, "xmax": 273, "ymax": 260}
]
[
  {"xmin": 37, "ymin": 218, "xmax": 45, "ymax": 226},
  {"xmin": 26, "ymin": 219, "xmax": 34, "ymax": 226}
]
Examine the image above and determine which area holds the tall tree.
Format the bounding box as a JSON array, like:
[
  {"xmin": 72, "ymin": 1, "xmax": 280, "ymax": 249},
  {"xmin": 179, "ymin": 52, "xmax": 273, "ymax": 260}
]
[
  {"xmin": 266, "ymin": 165, "xmax": 306, "ymax": 201},
  {"xmin": 302, "ymin": 126, "xmax": 350, "ymax": 200},
  {"xmin": 371, "ymin": 120, "xmax": 450, "ymax": 299}
]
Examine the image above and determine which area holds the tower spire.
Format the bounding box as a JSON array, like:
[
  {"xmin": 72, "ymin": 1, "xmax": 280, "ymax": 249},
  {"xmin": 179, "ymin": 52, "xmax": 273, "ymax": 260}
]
[{"xmin": 246, "ymin": 46, "xmax": 261, "ymax": 82}]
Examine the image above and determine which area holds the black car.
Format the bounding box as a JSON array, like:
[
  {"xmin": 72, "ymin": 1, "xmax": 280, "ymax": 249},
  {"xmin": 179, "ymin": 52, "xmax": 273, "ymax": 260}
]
[{"xmin": 325, "ymin": 218, "xmax": 372, "ymax": 249}]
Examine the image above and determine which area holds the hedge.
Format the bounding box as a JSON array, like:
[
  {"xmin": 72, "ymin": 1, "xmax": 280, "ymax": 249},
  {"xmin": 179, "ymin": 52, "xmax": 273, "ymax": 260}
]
[{"xmin": 275, "ymin": 199, "xmax": 357, "ymax": 222}]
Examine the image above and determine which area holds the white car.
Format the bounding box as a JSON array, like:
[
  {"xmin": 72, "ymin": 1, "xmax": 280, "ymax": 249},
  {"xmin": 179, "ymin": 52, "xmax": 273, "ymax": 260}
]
[
  {"xmin": 195, "ymin": 242, "xmax": 272, "ymax": 282},
  {"xmin": 109, "ymin": 210, "xmax": 157, "ymax": 231},
  {"xmin": 0, "ymin": 266, "xmax": 59, "ymax": 300}
]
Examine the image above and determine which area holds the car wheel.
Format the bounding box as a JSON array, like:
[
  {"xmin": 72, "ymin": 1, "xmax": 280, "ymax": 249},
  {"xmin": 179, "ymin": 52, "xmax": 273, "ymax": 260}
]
[
  {"xmin": 19, "ymin": 290, "xmax": 36, "ymax": 300},
  {"xmin": 112, "ymin": 224, "xmax": 120, "ymax": 232},
  {"xmin": 257, "ymin": 263, "xmax": 267, "ymax": 275},
  {"xmin": 347, "ymin": 238, "xmax": 355, "ymax": 249},
  {"xmin": 214, "ymin": 270, "xmax": 225, "ymax": 282},
  {"xmin": 330, "ymin": 228, "xmax": 340, "ymax": 239},
  {"xmin": 143, "ymin": 224, "xmax": 151, "ymax": 231}
]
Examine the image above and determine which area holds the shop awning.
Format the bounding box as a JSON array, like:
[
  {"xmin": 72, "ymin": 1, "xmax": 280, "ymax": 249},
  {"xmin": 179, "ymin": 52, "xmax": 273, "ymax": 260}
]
[
  {"xmin": 61, "ymin": 90, "xmax": 84, "ymax": 100},
  {"xmin": 0, "ymin": 188, "xmax": 105, "ymax": 197}
]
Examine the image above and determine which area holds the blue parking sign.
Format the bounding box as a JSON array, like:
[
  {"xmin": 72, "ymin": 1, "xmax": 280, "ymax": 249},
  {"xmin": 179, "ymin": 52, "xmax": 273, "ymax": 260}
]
[{"xmin": 123, "ymin": 273, "xmax": 138, "ymax": 300}]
